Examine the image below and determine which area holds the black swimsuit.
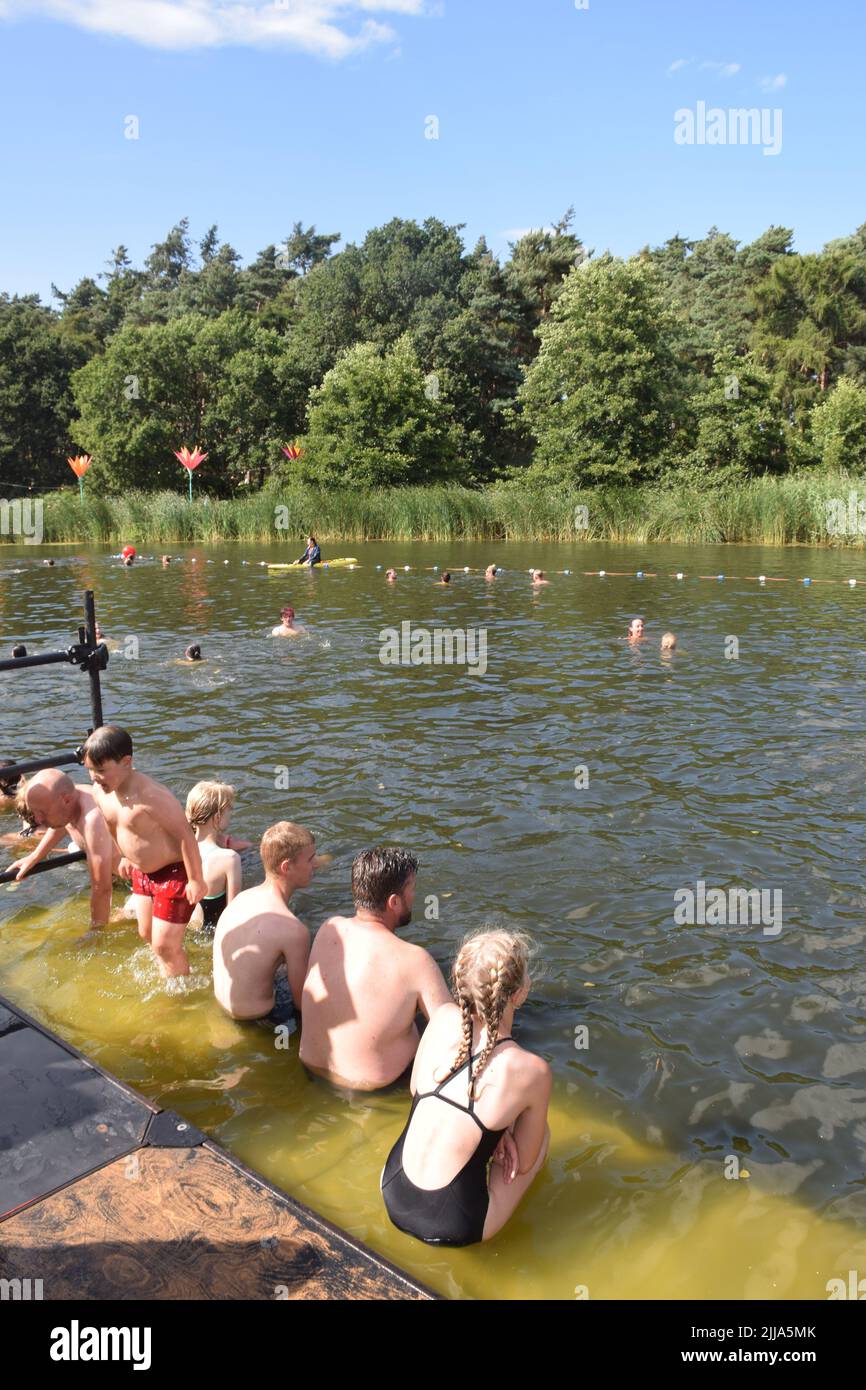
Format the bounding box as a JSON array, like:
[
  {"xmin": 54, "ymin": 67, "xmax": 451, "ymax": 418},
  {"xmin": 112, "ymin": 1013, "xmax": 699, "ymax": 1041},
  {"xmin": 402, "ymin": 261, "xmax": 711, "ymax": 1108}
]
[{"xmin": 381, "ymin": 1038, "xmax": 513, "ymax": 1247}]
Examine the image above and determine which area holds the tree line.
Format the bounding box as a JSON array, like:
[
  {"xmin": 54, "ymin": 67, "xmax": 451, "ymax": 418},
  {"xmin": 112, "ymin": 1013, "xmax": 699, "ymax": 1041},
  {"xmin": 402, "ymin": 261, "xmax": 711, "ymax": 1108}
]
[{"xmin": 2, "ymin": 211, "xmax": 866, "ymax": 495}]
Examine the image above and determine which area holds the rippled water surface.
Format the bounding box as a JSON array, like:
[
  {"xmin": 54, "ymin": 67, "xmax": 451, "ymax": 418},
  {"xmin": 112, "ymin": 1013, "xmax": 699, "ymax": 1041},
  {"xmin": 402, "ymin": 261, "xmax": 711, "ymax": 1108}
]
[{"xmin": 2, "ymin": 539, "xmax": 866, "ymax": 1300}]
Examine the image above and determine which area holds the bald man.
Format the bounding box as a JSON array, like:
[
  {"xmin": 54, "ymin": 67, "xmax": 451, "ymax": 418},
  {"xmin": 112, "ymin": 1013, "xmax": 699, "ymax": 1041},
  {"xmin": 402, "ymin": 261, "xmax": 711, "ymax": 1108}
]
[{"xmin": 12, "ymin": 770, "xmax": 118, "ymax": 927}]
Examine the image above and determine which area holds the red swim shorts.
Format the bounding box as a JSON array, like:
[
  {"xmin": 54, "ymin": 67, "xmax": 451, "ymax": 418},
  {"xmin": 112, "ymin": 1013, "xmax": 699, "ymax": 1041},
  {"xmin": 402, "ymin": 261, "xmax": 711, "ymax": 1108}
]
[{"xmin": 131, "ymin": 861, "xmax": 193, "ymax": 926}]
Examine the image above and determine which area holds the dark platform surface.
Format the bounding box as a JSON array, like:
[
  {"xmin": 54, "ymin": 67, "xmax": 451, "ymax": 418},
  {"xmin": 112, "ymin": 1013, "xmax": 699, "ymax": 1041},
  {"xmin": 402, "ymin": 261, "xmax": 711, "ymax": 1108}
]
[{"xmin": 0, "ymin": 994, "xmax": 433, "ymax": 1301}]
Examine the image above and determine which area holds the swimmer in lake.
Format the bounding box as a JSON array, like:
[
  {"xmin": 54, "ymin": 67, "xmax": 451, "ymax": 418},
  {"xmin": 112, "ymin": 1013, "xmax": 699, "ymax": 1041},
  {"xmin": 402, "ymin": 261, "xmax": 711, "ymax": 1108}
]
[
  {"xmin": 628, "ymin": 617, "xmax": 645, "ymax": 642},
  {"xmin": 386, "ymin": 569, "xmax": 397, "ymax": 583},
  {"xmin": 380, "ymin": 929, "xmax": 551, "ymax": 1247},
  {"xmin": 272, "ymin": 606, "xmax": 306, "ymax": 637},
  {"xmin": 11, "ymin": 644, "xmax": 26, "ymax": 658},
  {"xmin": 485, "ymin": 565, "xmax": 498, "ymax": 580},
  {"xmin": 661, "ymin": 632, "xmax": 677, "ymax": 654},
  {"xmin": 161, "ymin": 555, "xmax": 171, "ymax": 568},
  {"xmin": 186, "ymin": 781, "xmax": 242, "ymax": 936},
  {"xmin": 184, "ymin": 644, "xmax": 203, "ymax": 662},
  {"xmin": 532, "ymin": 570, "xmax": 549, "ymax": 586},
  {"xmin": 436, "ymin": 572, "xmax": 452, "ymax": 586},
  {"xmin": 43, "ymin": 559, "xmax": 55, "ymax": 567}
]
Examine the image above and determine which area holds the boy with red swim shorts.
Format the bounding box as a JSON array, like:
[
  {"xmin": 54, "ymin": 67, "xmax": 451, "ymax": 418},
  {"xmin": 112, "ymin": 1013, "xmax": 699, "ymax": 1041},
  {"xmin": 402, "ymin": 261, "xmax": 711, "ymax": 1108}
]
[{"xmin": 83, "ymin": 725, "xmax": 205, "ymax": 978}]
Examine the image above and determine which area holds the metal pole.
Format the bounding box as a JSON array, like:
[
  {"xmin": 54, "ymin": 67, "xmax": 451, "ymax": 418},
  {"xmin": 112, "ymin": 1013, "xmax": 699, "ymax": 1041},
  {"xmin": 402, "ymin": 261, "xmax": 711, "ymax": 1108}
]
[
  {"xmin": 0, "ymin": 851, "xmax": 87, "ymax": 885},
  {"xmin": 83, "ymin": 590, "xmax": 104, "ymax": 729},
  {"xmin": 0, "ymin": 752, "xmax": 83, "ymax": 782},
  {"xmin": 0, "ymin": 651, "xmax": 78, "ymax": 673}
]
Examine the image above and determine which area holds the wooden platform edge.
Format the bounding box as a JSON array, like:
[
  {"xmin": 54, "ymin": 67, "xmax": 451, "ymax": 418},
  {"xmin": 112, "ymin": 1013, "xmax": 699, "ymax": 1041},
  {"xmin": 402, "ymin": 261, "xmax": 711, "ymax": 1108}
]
[{"xmin": 0, "ymin": 991, "xmax": 439, "ymax": 1301}]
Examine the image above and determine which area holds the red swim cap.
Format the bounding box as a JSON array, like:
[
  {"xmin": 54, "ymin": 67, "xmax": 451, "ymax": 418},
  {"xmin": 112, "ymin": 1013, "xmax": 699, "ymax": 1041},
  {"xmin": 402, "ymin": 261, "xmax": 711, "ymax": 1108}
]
[{"xmin": 122, "ymin": 545, "xmax": 136, "ymax": 558}]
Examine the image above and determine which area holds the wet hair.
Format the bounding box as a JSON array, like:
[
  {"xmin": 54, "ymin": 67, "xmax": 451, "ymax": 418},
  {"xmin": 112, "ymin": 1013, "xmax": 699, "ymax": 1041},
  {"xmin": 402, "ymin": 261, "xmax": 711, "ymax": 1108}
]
[
  {"xmin": 186, "ymin": 780, "xmax": 235, "ymax": 829},
  {"xmin": 11, "ymin": 644, "xmax": 26, "ymax": 658},
  {"xmin": 280, "ymin": 607, "xmax": 295, "ymax": 621},
  {"xmin": 661, "ymin": 631, "xmax": 676, "ymax": 648},
  {"xmin": 185, "ymin": 644, "xmax": 202, "ymax": 661},
  {"xmin": 83, "ymin": 725, "xmax": 133, "ymax": 767},
  {"xmin": 351, "ymin": 847, "xmax": 418, "ymax": 912},
  {"xmin": 0, "ymin": 760, "xmax": 19, "ymax": 799},
  {"xmin": 442, "ymin": 572, "xmax": 451, "ymax": 583},
  {"xmin": 260, "ymin": 821, "xmax": 315, "ymax": 875},
  {"xmin": 448, "ymin": 930, "xmax": 533, "ymax": 1095}
]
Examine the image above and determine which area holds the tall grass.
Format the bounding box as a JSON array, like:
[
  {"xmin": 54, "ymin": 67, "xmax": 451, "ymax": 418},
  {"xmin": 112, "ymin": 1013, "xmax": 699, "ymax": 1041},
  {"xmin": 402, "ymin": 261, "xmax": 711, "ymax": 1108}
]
[{"xmin": 21, "ymin": 475, "xmax": 866, "ymax": 546}]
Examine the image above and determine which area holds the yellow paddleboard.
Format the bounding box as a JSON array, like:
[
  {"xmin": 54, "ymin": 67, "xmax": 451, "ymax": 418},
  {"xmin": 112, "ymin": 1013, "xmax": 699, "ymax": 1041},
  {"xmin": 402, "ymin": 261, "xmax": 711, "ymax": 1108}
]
[{"xmin": 267, "ymin": 557, "xmax": 359, "ymax": 570}]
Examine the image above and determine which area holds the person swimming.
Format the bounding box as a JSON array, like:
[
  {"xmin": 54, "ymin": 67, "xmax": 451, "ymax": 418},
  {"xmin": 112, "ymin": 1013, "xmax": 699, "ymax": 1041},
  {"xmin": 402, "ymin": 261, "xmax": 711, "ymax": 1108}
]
[
  {"xmin": 628, "ymin": 617, "xmax": 645, "ymax": 641},
  {"xmin": 272, "ymin": 606, "xmax": 306, "ymax": 637},
  {"xmin": 42, "ymin": 559, "xmax": 55, "ymax": 567},
  {"xmin": 11, "ymin": 644, "xmax": 26, "ymax": 658},
  {"xmin": 184, "ymin": 644, "xmax": 203, "ymax": 662},
  {"xmin": 485, "ymin": 565, "xmax": 498, "ymax": 580},
  {"xmin": 161, "ymin": 555, "xmax": 171, "ymax": 568},
  {"xmin": 661, "ymin": 632, "xmax": 677, "ymax": 653},
  {"xmin": 185, "ymin": 781, "xmax": 242, "ymax": 936},
  {"xmin": 380, "ymin": 928, "xmax": 551, "ymax": 1247},
  {"xmin": 531, "ymin": 570, "xmax": 549, "ymax": 586},
  {"xmin": 296, "ymin": 535, "xmax": 321, "ymax": 567},
  {"xmin": 386, "ymin": 569, "xmax": 397, "ymax": 582},
  {"xmin": 436, "ymin": 572, "xmax": 452, "ymax": 586}
]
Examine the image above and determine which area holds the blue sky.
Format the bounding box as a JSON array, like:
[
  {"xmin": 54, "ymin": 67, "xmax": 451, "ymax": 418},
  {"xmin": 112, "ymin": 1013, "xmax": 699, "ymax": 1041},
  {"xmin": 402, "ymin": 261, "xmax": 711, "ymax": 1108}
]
[{"xmin": 0, "ymin": 0, "xmax": 863, "ymax": 302}]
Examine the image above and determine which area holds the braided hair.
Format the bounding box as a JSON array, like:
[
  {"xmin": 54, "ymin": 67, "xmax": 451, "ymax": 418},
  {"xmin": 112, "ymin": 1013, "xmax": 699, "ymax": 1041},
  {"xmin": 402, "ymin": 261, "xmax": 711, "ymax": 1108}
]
[{"xmin": 445, "ymin": 930, "xmax": 531, "ymax": 1099}]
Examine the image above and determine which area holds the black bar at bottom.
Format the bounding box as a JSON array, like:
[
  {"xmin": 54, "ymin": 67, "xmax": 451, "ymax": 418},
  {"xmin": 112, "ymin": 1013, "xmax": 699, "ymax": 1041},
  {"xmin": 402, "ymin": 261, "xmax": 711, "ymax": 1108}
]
[
  {"xmin": 0, "ymin": 650, "xmax": 74, "ymax": 673},
  {"xmin": 0, "ymin": 850, "xmax": 87, "ymax": 884},
  {"xmin": 0, "ymin": 751, "xmax": 82, "ymax": 782}
]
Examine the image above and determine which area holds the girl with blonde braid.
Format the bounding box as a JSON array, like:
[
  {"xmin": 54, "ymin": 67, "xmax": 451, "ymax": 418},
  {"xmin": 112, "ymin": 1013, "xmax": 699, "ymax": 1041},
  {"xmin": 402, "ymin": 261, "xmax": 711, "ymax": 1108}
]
[{"xmin": 381, "ymin": 929, "xmax": 551, "ymax": 1246}]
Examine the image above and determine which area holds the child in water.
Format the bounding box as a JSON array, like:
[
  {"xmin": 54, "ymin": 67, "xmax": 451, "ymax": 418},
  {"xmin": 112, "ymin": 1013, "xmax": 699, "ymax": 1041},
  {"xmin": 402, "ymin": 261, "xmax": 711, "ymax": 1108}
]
[
  {"xmin": 185, "ymin": 782, "xmax": 243, "ymax": 935},
  {"xmin": 661, "ymin": 632, "xmax": 677, "ymax": 654}
]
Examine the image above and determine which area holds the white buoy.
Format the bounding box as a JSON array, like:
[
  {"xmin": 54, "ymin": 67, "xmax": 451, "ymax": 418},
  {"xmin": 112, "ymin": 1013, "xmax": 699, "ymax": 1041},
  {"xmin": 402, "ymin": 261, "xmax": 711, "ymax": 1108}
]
[
  {"xmin": 404, "ymin": 565, "xmax": 410, "ymax": 571},
  {"xmin": 563, "ymin": 569, "xmax": 570, "ymax": 576},
  {"xmin": 759, "ymin": 575, "xmax": 766, "ymax": 583},
  {"xmin": 599, "ymin": 570, "xmax": 606, "ymax": 577},
  {"xmin": 676, "ymin": 572, "xmax": 684, "ymax": 580},
  {"xmin": 464, "ymin": 566, "xmax": 470, "ymax": 573},
  {"xmin": 849, "ymin": 578, "xmax": 857, "ymax": 587}
]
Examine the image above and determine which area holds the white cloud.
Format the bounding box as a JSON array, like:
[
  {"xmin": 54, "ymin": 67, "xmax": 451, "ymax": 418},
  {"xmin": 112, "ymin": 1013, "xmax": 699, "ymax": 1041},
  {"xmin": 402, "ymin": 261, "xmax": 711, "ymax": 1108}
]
[
  {"xmin": 760, "ymin": 73, "xmax": 787, "ymax": 92},
  {"xmin": 667, "ymin": 57, "xmax": 690, "ymax": 74},
  {"xmin": 0, "ymin": 0, "xmax": 428, "ymax": 56},
  {"xmin": 699, "ymin": 60, "xmax": 741, "ymax": 78}
]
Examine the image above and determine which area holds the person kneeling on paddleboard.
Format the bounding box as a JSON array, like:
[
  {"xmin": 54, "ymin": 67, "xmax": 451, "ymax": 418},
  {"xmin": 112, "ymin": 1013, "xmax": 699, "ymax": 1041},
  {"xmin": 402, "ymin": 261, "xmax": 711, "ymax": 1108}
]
[{"xmin": 296, "ymin": 535, "xmax": 321, "ymax": 567}]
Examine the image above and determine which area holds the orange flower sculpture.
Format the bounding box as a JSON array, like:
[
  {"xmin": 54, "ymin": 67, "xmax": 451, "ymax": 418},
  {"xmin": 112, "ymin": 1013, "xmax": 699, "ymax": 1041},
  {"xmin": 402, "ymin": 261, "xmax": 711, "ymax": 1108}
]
[
  {"xmin": 281, "ymin": 443, "xmax": 303, "ymax": 461},
  {"xmin": 174, "ymin": 445, "xmax": 208, "ymax": 502},
  {"xmin": 67, "ymin": 454, "xmax": 92, "ymax": 502}
]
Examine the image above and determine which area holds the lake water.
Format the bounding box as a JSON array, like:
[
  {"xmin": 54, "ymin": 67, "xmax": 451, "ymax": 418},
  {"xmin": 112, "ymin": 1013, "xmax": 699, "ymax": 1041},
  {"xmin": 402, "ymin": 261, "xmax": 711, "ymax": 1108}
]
[{"xmin": 2, "ymin": 539, "xmax": 866, "ymax": 1300}]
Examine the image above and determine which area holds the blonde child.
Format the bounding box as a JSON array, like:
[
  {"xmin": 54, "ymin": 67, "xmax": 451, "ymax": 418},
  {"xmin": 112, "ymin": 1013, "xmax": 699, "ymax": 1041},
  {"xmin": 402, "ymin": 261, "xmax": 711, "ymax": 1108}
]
[{"xmin": 185, "ymin": 781, "xmax": 243, "ymax": 935}]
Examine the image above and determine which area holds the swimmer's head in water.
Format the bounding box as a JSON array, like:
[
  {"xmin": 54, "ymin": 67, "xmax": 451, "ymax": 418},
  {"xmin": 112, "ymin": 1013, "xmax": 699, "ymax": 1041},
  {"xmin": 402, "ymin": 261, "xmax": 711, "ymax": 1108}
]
[
  {"xmin": 485, "ymin": 565, "xmax": 497, "ymax": 577},
  {"xmin": 260, "ymin": 821, "xmax": 316, "ymax": 885},
  {"xmin": 82, "ymin": 725, "xmax": 133, "ymax": 791},
  {"xmin": 43, "ymin": 559, "xmax": 55, "ymax": 567},
  {"xmin": 280, "ymin": 607, "xmax": 295, "ymax": 622},
  {"xmin": 186, "ymin": 779, "xmax": 235, "ymax": 830},
  {"xmin": 352, "ymin": 846, "xmax": 418, "ymax": 926},
  {"xmin": 628, "ymin": 617, "xmax": 645, "ymax": 638},
  {"xmin": 0, "ymin": 760, "xmax": 20, "ymax": 799},
  {"xmin": 161, "ymin": 555, "xmax": 171, "ymax": 565},
  {"xmin": 386, "ymin": 569, "xmax": 397, "ymax": 581},
  {"xmin": 441, "ymin": 573, "xmax": 451, "ymax": 584},
  {"xmin": 451, "ymin": 928, "xmax": 534, "ymax": 1091},
  {"xmin": 532, "ymin": 569, "xmax": 545, "ymax": 581},
  {"xmin": 661, "ymin": 631, "xmax": 677, "ymax": 650},
  {"xmin": 11, "ymin": 644, "xmax": 26, "ymax": 659},
  {"xmin": 184, "ymin": 644, "xmax": 202, "ymax": 661}
]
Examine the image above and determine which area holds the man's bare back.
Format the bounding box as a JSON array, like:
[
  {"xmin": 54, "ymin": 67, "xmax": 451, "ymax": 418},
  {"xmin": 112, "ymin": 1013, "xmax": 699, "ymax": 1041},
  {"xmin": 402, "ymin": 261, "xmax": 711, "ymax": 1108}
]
[
  {"xmin": 300, "ymin": 912, "xmax": 450, "ymax": 1091},
  {"xmin": 213, "ymin": 880, "xmax": 310, "ymax": 1019}
]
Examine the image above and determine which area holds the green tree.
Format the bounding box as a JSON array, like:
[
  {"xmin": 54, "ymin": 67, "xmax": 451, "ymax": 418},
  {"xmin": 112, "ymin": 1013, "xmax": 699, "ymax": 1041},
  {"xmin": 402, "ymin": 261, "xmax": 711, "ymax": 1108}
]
[
  {"xmin": 687, "ymin": 351, "xmax": 789, "ymax": 480},
  {"xmin": 518, "ymin": 255, "xmax": 679, "ymax": 485},
  {"xmin": 70, "ymin": 310, "xmax": 304, "ymax": 493},
  {"xmin": 302, "ymin": 337, "xmax": 464, "ymax": 487},
  {"xmin": 751, "ymin": 250, "xmax": 866, "ymax": 418},
  {"xmin": 0, "ymin": 295, "xmax": 78, "ymax": 489},
  {"xmin": 811, "ymin": 376, "xmax": 866, "ymax": 471}
]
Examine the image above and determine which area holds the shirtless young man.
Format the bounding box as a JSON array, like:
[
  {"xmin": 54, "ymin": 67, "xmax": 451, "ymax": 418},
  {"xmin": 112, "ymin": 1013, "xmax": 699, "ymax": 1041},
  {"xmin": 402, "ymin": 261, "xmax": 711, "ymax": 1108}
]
[
  {"xmin": 271, "ymin": 606, "xmax": 306, "ymax": 638},
  {"xmin": 300, "ymin": 847, "xmax": 451, "ymax": 1092},
  {"xmin": 212, "ymin": 821, "xmax": 316, "ymax": 1024},
  {"xmin": 82, "ymin": 725, "xmax": 205, "ymax": 977},
  {"xmin": 12, "ymin": 769, "xmax": 119, "ymax": 927}
]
